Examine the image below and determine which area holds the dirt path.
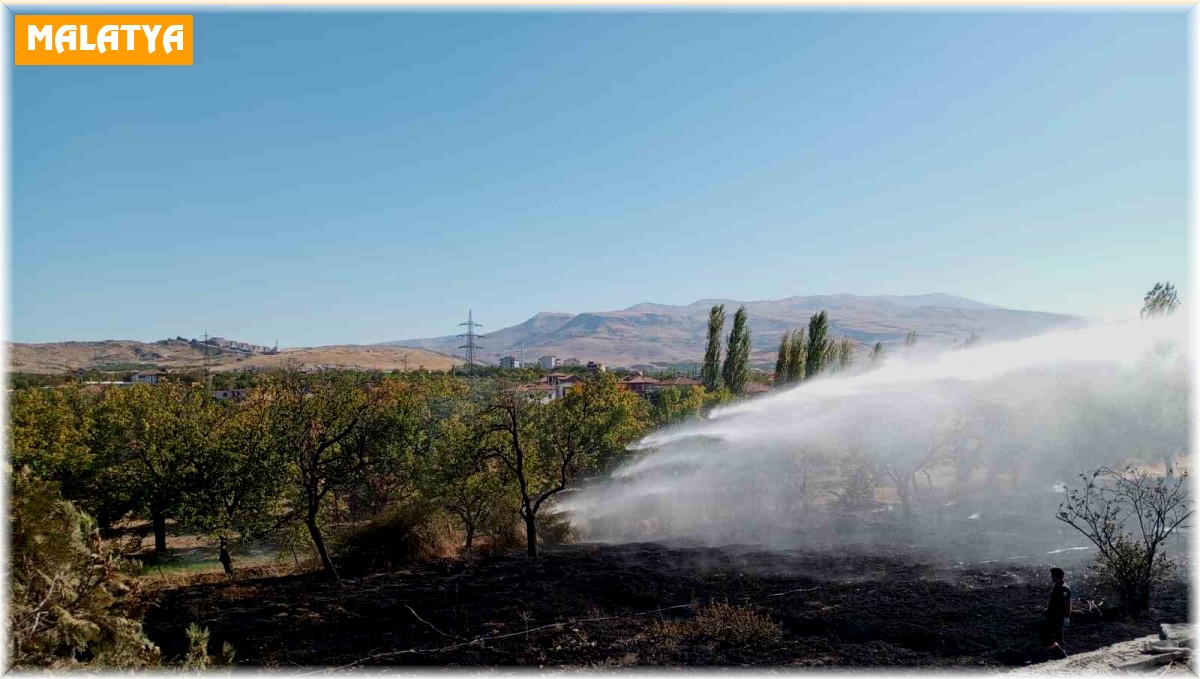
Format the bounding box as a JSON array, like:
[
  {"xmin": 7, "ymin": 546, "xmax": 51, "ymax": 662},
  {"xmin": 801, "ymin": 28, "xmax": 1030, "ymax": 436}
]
[{"xmin": 142, "ymin": 543, "xmax": 1188, "ymax": 668}]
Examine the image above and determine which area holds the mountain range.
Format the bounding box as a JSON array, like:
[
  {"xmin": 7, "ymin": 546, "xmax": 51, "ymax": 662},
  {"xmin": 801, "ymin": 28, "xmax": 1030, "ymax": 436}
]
[{"xmin": 388, "ymin": 294, "xmax": 1080, "ymax": 368}]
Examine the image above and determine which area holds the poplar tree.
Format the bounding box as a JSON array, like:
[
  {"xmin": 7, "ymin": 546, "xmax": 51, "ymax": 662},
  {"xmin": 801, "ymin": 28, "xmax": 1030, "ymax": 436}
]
[
  {"xmin": 786, "ymin": 328, "xmax": 806, "ymax": 383},
  {"xmin": 869, "ymin": 341, "xmax": 884, "ymax": 365},
  {"xmin": 904, "ymin": 330, "xmax": 918, "ymax": 347},
  {"xmin": 804, "ymin": 311, "xmax": 831, "ymax": 379},
  {"xmin": 701, "ymin": 304, "xmax": 726, "ymax": 392},
  {"xmin": 774, "ymin": 332, "xmax": 792, "ymax": 383},
  {"xmin": 722, "ymin": 306, "xmax": 751, "ymax": 395},
  {"xmin": 837, "ymin": 337, "xmax": 855, "ymax": 370}
]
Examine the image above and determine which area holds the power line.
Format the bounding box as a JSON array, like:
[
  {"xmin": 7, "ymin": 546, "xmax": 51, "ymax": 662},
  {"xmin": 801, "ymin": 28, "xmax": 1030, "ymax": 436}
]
[{"xmin": 457, "ymin": 309, "xmax": 483, "ymax": 376}]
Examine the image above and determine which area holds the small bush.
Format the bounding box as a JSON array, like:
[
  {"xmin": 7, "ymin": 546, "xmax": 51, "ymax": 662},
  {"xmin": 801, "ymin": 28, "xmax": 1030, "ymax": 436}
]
[
  {"xmin": 654, "ymin": 602, "xmax": 783, "ymax": 648},
  {"xmin": 182, "ymin": 623, "xmax": 235, "ymax": 669},
  {"xmin": 332, "ymin": 503, "xmax": 444, "ymax": 576},
  {"xmin": 538, "ymin": 511, "xmax": 574, "ymax": 546}
]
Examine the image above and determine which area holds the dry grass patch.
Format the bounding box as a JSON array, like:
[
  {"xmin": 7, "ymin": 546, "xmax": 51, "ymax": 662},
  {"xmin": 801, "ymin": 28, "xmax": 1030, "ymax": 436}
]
[{"xmin": 653, "ymin": 602, "xmax": 783, "ymax": 648}]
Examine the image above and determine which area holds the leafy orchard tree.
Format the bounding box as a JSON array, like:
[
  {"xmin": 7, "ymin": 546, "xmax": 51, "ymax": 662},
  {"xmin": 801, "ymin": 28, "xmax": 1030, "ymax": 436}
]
[
  {"xmin": 428, "ymin": 410, "xmax": 509, "ymax": 553},
  {"xmin": 1142, "ymin": 282, "xmax": 1180, "ymax": 319},
  {"xmin": 8, "ymin": 385, "xmax": 100, "ymax": 518},
  {"xmin": 650, "ymin": 385, "xmax": 731, "ymax": 428},
  {"xmin": 94, "ymin": 382, "xmax": 220, "ymax": 554},
  {"xmin": 804, "ymin": 312, "xmax": 832, "ymax": 379},
  {"xmin": 701, "ymin": 304, "xmax": 726, "ymax": 392},
  {"xmin": 265, "ymin": 368, "xmax": 417, "ymax": 579},
  {"xmin": 483, "ymin": 374, "xmax": 648, "ymax": 557},
  {"xmin": 178, "ymin": 392, "xmax": 285, "ymax": 574},
  {"xmin": 1057, "ymin": 466, "xmax": 1192, "ymax": 614},
  {"xmin": 722, "ymin": 305, "xmax": 752, "ymax": 395}
]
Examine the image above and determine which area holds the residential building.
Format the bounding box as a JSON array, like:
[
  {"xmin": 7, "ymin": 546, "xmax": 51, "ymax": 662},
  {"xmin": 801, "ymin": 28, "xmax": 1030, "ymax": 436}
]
[
  {"xmin": 513, "ymin": 382, "xmax": 555, "ymax": 403},
  {"xmin": 586, "ymin": 361, "xmax": 606, "ymax": 374},
  {"xmin": 657, "ymin": 376, "xmax": 703, "ymax": 389},
  {"xmin": 499, "ymin": 356, "xmax": 522, "ymax": 369},
  {"xmin": 562, "ymin": 357, "xmax": 582, "ymax": 367},
  {"xmin": 131, "ymin": 370, "xmax": 168, "ymax": 386},
  {"xmin": 538, "ymin": 355, "xmax": 559, "ymax": 369},
  {"xmin": 621, "ymin": 373, "xmax": 661, "ymax": 396}
]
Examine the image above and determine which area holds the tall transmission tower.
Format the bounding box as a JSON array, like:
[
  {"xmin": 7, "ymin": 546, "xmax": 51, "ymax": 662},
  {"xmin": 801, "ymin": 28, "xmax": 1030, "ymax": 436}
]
[{"xmin": 458, "ymin": 309, "xmax": 483, "ymax": 376}]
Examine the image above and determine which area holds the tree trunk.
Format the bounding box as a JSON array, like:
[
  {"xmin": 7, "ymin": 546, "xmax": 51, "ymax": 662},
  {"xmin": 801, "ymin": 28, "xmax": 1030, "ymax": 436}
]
[
  {"xmin": 524, "ymin": 513, "xmax": 538, "ymax": 557},
  {"xmin": 464, "ymin": 524, "xmax": 475, "ymax": 554},
  {"xmin": 151, "ymin": 507, "xmax": 168, "ymax": 554},
  {"xmin": 306, "ymin": 516, "xmax": 339, "ymax": 580}
]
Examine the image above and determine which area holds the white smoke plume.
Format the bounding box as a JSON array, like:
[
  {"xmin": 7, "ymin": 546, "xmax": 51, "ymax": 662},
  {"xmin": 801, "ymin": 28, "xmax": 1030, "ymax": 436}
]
[{"xmin": 562, "ymin": 313, "xmax": 1189, "ymax": 563}]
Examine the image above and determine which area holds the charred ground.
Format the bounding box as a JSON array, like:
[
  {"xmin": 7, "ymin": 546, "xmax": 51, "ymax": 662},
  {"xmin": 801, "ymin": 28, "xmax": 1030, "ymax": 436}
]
[{"xmin": 142, "ymin": 543, "xmax": 1188, "ymax": 668}]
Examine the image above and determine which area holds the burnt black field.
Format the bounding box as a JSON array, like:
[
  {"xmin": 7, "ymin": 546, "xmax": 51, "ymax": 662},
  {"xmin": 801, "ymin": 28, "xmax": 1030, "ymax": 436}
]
[{"xmin": 142, "ymin": 543, "xmax": 1189, "ymax": 668}]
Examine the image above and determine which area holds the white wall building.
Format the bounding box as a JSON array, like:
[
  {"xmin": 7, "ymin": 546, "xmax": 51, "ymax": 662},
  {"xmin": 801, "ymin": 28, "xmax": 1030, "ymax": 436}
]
[
  {"xmin": 538, "ymin": 355, "xmax": 559, "ymax": 369},
  {"xmin": 499, "ymin": 356, "xmax": 522, "ymax": 369}
]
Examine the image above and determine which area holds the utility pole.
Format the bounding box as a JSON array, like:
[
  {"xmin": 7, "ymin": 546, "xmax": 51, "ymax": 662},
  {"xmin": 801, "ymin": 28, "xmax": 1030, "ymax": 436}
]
[
  {"xmin": 202, "ymin": 330, "xmax": 213, "ymax": 394},
  {"xmin": 458, "ymin": 309, "xmax": 483, "ymax": 377}
]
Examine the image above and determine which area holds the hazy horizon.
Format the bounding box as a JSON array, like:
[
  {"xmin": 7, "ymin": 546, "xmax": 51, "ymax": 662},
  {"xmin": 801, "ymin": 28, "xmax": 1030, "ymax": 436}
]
[{"xmin": 7, "ymin": 289, "xmax": 1091, "ymax": 347}]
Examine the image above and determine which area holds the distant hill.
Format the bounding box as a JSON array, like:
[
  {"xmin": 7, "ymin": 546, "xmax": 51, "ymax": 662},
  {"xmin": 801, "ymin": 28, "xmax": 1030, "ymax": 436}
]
[
  {"xmin": 388, "ymin": 293, "xmax": 1080, "ymax": 368},
  {"xmin": 9, "ymin": 339, "xmax": 461, "ymax": 374}
]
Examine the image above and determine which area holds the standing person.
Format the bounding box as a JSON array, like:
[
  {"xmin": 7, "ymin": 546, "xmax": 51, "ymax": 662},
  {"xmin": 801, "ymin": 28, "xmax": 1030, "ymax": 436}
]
[
  {"xmin": 218, "ymin": 536, "xmax": 234, "ymax": 578},
  {"xmin": 1040, "ymin": 567, "xmax": 1071, "ymax": 659}
]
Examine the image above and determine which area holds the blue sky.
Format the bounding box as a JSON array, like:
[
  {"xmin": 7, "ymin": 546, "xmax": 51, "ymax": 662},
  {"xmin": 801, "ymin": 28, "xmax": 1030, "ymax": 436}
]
[{"xmin": 12, "ymin": 10, "xmax": 1188, "ymax": 346}]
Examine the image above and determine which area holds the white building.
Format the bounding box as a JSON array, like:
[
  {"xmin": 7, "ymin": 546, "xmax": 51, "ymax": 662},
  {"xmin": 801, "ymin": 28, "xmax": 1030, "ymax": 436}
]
[
  {"xmin": 538, "ymin": 355, "xmax": 559, "ymax": 369},
  {"xmin": 499, "ymin": 356, "xmax": 522, "ymax": 369},
  {"xmin": 131, "ymin": 371, "xmax": 168, "ymax": 386}
]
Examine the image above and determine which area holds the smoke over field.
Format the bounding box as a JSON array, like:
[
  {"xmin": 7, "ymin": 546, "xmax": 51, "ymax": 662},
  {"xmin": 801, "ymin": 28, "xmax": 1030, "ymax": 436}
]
[{"xmin": 564, "ymin": 314, "xmax": 1189, "ymax": 563}]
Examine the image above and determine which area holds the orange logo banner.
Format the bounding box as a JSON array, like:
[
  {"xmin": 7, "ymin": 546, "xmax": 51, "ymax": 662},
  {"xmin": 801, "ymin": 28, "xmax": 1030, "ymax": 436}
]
[{"xmin": 15, "ymin": 15, "xmax": 193, "ymax": 66}]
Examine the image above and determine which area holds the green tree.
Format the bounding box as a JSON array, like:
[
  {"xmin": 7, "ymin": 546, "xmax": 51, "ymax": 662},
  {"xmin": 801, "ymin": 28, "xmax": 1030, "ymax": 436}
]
[
  {"xmin": 9, "ymin": 385, "xmax": 98, "ymax": 514},
  {"xmin": 178, "ymin": 391, "xmax": 285, "ymax": 574},
  {"xmin": 869, "ymin": 341, "xmax": 884, "ymax": 365},
  {"xmin": 904, "ymin": 330, "xmax": 918, "ymax": 347},
  {"xmin": 650, "ymin": 386, "xmax": 713, "ymax": 427},
  {"xmin": 8, "ymin": 468, "xmax": 160, "ymax": 668},
  {"xmin": 774, "ymin": 332, "xmax": 792, "ymax": 384},
  {"xmin": 94, "ymin": 383, "xmax": 218, "ymax": 554},
  {"xmin": 804, "ymin": 312, "xmax": 832, "ymax": 379},
  {"xmin": 834, "ymin": 337, "xmax": 854, "ymax": 371},
  {"xmin": 701, "ymin": 304, "xmax": 726, "ymax": 392},
  {"xmin": 786, "ymin": 328, "xmax": 806, "ymax": 383},
  {"xmin": 484, "ymin": 374, "xmax": 648, "ymax": 556},
  {"xmin": 266, "ymin": 369, "xmax": 415, "ymax": 579},
  {"xmin": 1142, "ymin": 282, "xmax": 1180, "ymax": 318},
  {"xmin": 721, "ymin": 306, "xmax": 751, "ymax": 395},
  {"xmin": 428, "ymin": 410, "xmax": 509, "ymax": 553}
]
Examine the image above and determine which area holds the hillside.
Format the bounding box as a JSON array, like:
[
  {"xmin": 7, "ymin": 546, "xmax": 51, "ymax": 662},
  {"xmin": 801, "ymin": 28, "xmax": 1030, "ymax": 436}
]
[
  {"xmin": 8, "ymin": 340, "xmax": 460, "ymax": 374},
  {"xmin": 389, "ymin": 293, "xmax": 1080, "ymax": 368}
]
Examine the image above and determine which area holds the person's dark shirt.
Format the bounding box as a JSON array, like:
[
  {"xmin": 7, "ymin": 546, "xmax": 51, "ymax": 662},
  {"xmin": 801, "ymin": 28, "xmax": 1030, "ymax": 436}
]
[{"xmin": 1046, "ymin": 583, "xmax": 1071, "ymax": 621}]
